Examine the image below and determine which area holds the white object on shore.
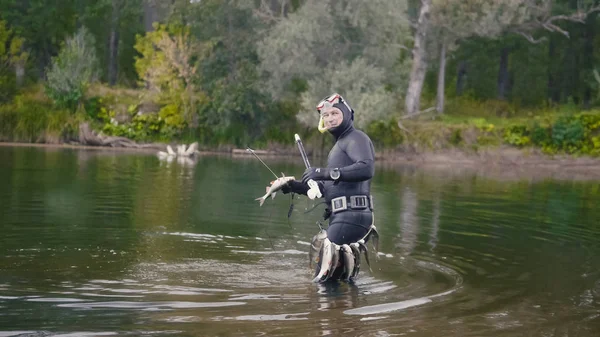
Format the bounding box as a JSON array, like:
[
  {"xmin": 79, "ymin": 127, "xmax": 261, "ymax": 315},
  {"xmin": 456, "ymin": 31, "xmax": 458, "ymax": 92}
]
[
  {"xmin": 166, "ymin": 145, "xmax": 176, "ymax": 156},
  {"xmin": 158, "ymin": 142, "xmax": 199, "ymax": 160},
  {"xmin": 184, "ymin": 142, "xmax": 198, "ymax": 156}
]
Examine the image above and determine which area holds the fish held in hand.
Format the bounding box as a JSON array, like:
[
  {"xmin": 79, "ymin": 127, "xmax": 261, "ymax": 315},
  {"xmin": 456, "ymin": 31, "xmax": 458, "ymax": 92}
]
[{"xmin": 255, "ymin": 175, "xmax": 295, "ymax": 206}]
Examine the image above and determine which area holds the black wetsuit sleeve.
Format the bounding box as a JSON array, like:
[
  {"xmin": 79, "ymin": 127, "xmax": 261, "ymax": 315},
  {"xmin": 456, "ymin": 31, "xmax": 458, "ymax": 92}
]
[
  {"xmin": 338, "ymin": 134, "xmax": 374, "ymax": 182},
  {"xmin": 286, "ymin": 180, "xmax": 325, "ymax": 197}
]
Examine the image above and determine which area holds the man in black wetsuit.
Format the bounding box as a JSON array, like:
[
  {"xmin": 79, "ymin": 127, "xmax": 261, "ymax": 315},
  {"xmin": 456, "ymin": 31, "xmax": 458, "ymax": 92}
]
[{"xmin": 283, "ymin": 93, "xmax": 375, "ymax": 246}]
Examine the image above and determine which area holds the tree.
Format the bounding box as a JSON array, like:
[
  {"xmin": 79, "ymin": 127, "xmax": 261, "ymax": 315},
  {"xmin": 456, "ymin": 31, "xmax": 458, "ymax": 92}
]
[
  {"xmin": 406, "ymin": 0, "xmax": 600, "ymax": 115},
  {"xmin": 0, "ymin": 0, "xmax": 78, "ymax": 77},
  {"xmin": 45, "ymin": 26, "xmax": 99, "ymax": 110},
  {"xmin": 134, "ymin": 24, "xmax": 209, "ymax": 127},
  {"xmin": 108, "ymin": 0, "xmax": 123, "ymax": 86},
  {"xmin": 167, "ymin": 0, "xmax": 284, "ymax": 145},
  {"xmin": 429, "ymin": 0, "xmax": 528, "ymax": 113},
  {"xmin": 405, "ymin": 0, "xmax": 432, "ymax": 116},
  {"xmin": 258, "ymin": 0, "xmax": 411, "ymax": 128},
  {"xmin": 0, "ymin": 20, "xmax": 27, "ymax": 101}
]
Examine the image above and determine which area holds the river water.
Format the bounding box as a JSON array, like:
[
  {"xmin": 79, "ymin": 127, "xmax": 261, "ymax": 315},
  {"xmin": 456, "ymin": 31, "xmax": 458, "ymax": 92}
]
[{"xmin": 0, "ymin": 146, "xmax": 599, "ymax": 336}]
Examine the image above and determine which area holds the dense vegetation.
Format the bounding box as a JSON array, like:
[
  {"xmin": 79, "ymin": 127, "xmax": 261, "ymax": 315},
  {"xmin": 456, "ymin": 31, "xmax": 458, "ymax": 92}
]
[{"xmin": 1, "ymin": 0, "xmax": 600, "ymax": 155}]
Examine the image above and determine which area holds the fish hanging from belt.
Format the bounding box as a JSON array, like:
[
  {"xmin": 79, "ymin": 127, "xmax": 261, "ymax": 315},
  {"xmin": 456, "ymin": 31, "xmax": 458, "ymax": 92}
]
[
  {"xmin": 340, "ymin": 244, "xmax": 355, "ymax": 282},
  {"xmin": 312, "ymin": 238, "xmax": 341, "ymax": 283},
  {"xmin": 309, "ymin": 228, "xmax": 328, "ymax": 269},
  {"xmin": 309, "ymin": 223, "xmax": 380, "ymax": 283}
]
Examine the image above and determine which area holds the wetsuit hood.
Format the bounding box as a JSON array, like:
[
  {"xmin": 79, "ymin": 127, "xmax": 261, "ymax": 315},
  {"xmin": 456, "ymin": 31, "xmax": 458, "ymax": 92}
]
[{"xmin": 328, "ymin": 102, "xmax": 354, "ymax": 139}]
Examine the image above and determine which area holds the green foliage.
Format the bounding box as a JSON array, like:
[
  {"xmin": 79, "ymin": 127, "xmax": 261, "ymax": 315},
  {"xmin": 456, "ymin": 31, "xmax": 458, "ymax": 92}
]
[
  {"xmin": 99, "ymin": 103, "xmax": 187, "ymax": 142},
  {"xmin": 157, "ymin": 104, "xmax": 186, "ymax": 138},
  {"xmin": 0, "ymin": 74, "xmax": 17, "ymax": 104},
  {"xmin": 530, "ymin": 122, "xmax": 551, "ymax": 146},
  {"xmin": 444, "ymin": 95, "xmax": 518, "ymax": 118},
  {"xmin": 551, "ymin": 117, "xmax": 584, "ymax": 150},
  {"xmin": 45, "ymin": 26, "xmax": 99, "ymax": 110},
  {"xmin": 261, "ymin": 99, "xmax": 303, "ymax": 145},
  {"xmin": 258, "ymin": 0, "xmax": 411, "ymax": 128},
  {"xmin": 78, "ymin": 0, "xmax": 144, "ymax": 84},
  {"xmin": 83, "ymin": 96, "xmax": 103, "ymax": 120},
  {"xmin": 449, "ymin": 129, "xmax": 463, "ymax": 146},
  {"xmin": 134, "ymin": 23, "xmax": 210, "ymax": 131},
  {"xmin": 365, "ymin": 119, "xmax": 404, "ymax": 148},
  {"xmin": 0, "ymin": 20, "xmax": 27, "ymax": 103},
  {"xmin": 0, "ymin": 90, "xmax": 75, "ymax": 142},
  {"xmin": 503, "ymin": 125, "xmax": 530, "ymax": 147},
  {"xmin": 501, "ymin": 112, "xmax": 600, "ymax": 155}
]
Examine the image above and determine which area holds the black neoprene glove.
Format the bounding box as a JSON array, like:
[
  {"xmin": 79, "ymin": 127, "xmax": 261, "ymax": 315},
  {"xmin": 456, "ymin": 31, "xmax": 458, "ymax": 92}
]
[
  {"xmin": 301, "ymin": 167, "xmax": 330, "ymax": 184},
  {"xmin": 281, "ymin": 180, "xmax": 310, "ymax": 195}
]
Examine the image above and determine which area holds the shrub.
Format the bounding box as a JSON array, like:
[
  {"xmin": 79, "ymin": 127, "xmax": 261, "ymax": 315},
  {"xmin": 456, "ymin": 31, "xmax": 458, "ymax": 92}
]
[
  {"xmin": 45, "ymin": 27, "xmax": 99, "ymax": 110},
  {"xmin": 501, "ymin": 112, "xmax": 600, "ymax": 155},
  {"xmin": 0, "ymin": 91, "xmax": 74, "ymax": 142}
]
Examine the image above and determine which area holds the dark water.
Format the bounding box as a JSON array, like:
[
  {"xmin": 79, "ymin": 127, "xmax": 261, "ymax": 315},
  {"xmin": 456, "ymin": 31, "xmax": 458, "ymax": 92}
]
[{"xmin": 0, "ymin": 146, "xmax": 599, "ymax": 337}]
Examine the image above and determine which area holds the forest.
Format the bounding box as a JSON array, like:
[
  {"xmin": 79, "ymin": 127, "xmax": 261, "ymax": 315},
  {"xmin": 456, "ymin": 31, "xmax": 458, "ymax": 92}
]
[{"xmin": 1, "ymin": 0, "xmax": 600, "ymax": 156}]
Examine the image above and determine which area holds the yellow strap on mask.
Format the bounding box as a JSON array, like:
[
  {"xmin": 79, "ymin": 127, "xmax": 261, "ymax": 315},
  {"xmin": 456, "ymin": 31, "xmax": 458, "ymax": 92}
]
[{"xmin": 318, "ymin": 116, "xmax": 328, "ymax": 133}]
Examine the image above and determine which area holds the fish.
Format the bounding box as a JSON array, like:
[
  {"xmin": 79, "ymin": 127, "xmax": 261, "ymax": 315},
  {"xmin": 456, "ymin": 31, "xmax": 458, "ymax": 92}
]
[
  {"xmin": 341, "ymin": 244, "xmax": 355, "ymax": 282},
  {"xmin": 312, "ymin": 238, "xmax": 335, "ymax": 283},
  {"xmin": 349, "ymin": 243, "xmax": 361, "ymax": 278},
  {"xmin": 309, "ymin": 229, "xmax": 328, "ymax": 269},
  {"xmin": 323, "ymin": 244, "xmax": 340, "ymax": 282},
  {"xmin": 366, "ymin": 225, "xmax": 380, "ymax": 260},
  {"xmin": 255, "ymin": 174, "xmax": 295, "ymax": 206},
  {"xmin": 357, "ymin": 239, "xmax": 372, "ymax": 272}
]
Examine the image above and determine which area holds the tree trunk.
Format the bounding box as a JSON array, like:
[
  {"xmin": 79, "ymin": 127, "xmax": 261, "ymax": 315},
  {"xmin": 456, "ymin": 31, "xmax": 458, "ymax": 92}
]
[
  {"xmin": 497, "ymin": 47, "xmax": 509, "ymax": 100},
  {"xmin": 38, "ymin": 43, "xmax": 51, "ymax": 79},
  {"xmin": 436, "ymin": 41, "xmax": 447, "ymax": 114},
  {"xmin": 108, "ymin": 0, "xmax": 121, "ymax": 86},
  {"xmin": 269, "ymin": 0, "xmax": 289, "ymax": 17},
  {"xmin": 562, "ymin": 32, "xmax": 578, "ymax": 104},
  {"xmin": 15, "ymin": 62, "xmax": 25, "ymax": 87},
  {"xmin": 227, "ymin": 5, "xmax": 236, "ymax": 80},
  {"xmin": 404, "ymin": 0, "xmax": 431, "ymax": 116},
  {"xmin": 547, "ymin": 37, "xmax": 559, "ymax": 103},
  {"xmin": 456, "ymin": 61, "xmax": 467, "ymax": 96},
  {"xmin": 78, "ymin": 122, "xmax": 140, "ymax": 147},
  {"xmin": 143, "ymin": 0, "xmax": 159, "ymax": 32},
  {"xmin": 583, "ymin": 13, "xmax": 595, "ymax": 109}
]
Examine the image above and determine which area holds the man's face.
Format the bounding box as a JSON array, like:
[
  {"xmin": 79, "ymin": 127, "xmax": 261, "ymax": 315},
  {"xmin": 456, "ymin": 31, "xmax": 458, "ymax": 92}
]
[{"xmin": 320, "ymin": 107, "xmax": 343, "ymax": 130}]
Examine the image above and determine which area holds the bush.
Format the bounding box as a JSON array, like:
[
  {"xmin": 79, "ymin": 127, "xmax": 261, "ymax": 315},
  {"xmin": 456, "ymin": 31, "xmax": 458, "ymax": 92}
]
[
  {"xmin": 365, "ymin": 119, "xmax": 404, "ymax": 148},
  {"xmin": 0, "ymin": 91, "xmax": 75, "ymax": 143},
  {"xmin": 45, "ymin": 26, "xmax": 99, "ymax": 110},
  {"xmin": 501, "ymin": 112, "xmax": 600, "ymax": 155},
  {"xmin": 551, "ymin": 117, "xmax": 584, "ymax": 150}
]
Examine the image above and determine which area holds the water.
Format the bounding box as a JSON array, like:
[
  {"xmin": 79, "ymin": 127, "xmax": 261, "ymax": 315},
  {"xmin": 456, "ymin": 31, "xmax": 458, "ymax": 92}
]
[{"xmin": 0, "ymin": 145, "xmax": 599, "ymax": 336}]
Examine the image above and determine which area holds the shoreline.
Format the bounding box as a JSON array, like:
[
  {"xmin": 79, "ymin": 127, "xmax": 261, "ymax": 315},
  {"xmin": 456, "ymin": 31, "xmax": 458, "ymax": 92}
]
[{"xmin": 2, "ymin": 141, "xmax": 600, "ymax": 180}]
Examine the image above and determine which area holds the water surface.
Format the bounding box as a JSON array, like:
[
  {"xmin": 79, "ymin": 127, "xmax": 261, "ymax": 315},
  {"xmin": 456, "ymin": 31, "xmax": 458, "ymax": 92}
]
[{"xmin": 0, "ymin": 146, "xmax": 599, "ymax": 336}]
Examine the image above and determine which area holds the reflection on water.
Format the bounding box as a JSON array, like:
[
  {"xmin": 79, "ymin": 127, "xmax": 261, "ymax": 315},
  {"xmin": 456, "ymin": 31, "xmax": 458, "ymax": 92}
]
[
  {"xmin": 429, "ymin": 194, "xmax": 440, "ymax": 252},
  {"xmin": 0, "ymin": 146, "xmax": 599, "ymax": 336},
  {"xmin": 398, "ymin": 187, "xmax": 419, "ymax": 255}
]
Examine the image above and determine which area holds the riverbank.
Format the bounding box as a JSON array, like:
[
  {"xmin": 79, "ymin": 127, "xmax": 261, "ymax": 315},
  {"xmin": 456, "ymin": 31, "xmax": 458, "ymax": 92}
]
[{"xmin": 3, "ymin": 141, "xmax": 600, "ymax": 181}]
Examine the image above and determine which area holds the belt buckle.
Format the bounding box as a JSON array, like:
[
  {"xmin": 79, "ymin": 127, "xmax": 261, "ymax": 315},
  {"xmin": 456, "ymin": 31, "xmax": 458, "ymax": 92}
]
[
  {"xmin": 331, "ymin": 196, "xmax": 347, "ymax": 213},
  {"xmin": 350, "ymin": 195, "xmax": 368, "ymax": 210}
]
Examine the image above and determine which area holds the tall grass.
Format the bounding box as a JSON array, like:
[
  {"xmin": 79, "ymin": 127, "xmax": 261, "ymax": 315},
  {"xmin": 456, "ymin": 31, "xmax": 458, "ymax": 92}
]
[{"xmin": 0, "ymin": 86, "xmax": 76, "ymax": 143}]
